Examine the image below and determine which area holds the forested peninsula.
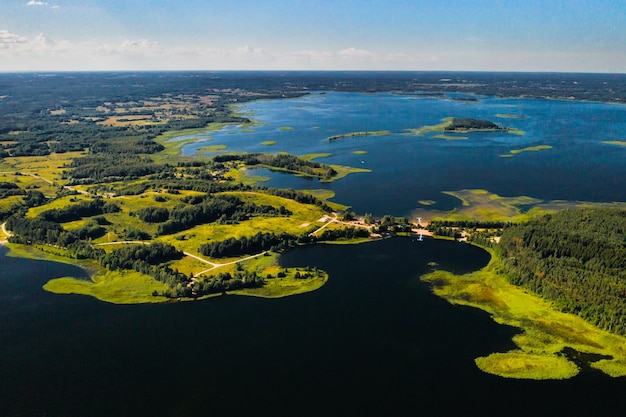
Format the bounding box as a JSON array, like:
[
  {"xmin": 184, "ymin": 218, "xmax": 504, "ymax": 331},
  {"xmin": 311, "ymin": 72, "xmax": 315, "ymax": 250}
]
[{"xmin": 498, "ymin": 208, "xmax": 626, "ymax": 336}]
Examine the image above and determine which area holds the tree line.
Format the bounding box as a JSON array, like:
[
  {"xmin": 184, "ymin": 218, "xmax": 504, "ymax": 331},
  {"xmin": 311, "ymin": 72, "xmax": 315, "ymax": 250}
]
[
  {"xmin": 38, "ymin": 199, "xmax": 120, "ymax": 223},
  {"xmin": 156, "ymin": 194, "xmax": 290, "ymax": 235},
  {"xmin": 199, "ymin": 231, "xmax": 298, "ymax": 258},
  {"xmin": 498, "ymin": 208, "xmax": 626, "ymax": 336}
]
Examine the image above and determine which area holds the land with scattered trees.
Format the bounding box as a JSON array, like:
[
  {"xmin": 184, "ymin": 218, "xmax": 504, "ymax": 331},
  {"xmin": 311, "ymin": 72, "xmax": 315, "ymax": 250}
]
[{"xmin": 3, "ymin": 72, "xmax": 626, "ymax": 379}]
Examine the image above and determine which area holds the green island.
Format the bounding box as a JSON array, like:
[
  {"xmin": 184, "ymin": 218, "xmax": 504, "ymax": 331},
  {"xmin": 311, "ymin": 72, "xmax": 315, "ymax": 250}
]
[
  {"xmin": 500, "ymin": 145, "xmax": 553, "ymax": 158},
  {"xmin": 411, "ymin": 117, "xmax": 525, "ymax": 136},
  {"xmin": 260, "ymin": 140, "xmax": 277, "ymax": 146},
  {"xmin": 326, "ymin": 130, "xmax": 392, "ymax": 142},
  {"xmin": 602, "ymin": 140, "xmax": 626, "ymax": 147},
  {"xmin": 418, "ymin": 200, "xmax": 436, "ymax": 206}
]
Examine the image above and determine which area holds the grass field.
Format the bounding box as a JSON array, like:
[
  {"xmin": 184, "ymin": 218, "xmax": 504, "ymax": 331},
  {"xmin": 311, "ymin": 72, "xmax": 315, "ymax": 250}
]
[
  {"xmin": 421, "ymin": 245, "xmax": 626, "ymax": 379},
  {"xmin": 26, "ymin": 188, "xmax": 335, "ymax": 303}
]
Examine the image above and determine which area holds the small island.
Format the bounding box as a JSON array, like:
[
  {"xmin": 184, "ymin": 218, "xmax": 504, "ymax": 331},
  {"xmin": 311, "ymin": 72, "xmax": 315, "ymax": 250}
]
[
  {"xmin": 412, "ymin": 117, "xmax": 525, "ymax": 136},
  {"xmin": 326, "ymin": 130, "xmax": 391, "ymax": 142},
  {"xmin": 500, "ymin": 145, "xmax": 553, "ymax": 157}
]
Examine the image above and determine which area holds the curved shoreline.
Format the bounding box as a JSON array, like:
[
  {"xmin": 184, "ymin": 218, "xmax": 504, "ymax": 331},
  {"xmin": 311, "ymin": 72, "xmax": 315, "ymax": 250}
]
[{"xmin": 421, "ymin": 242, "xmax": 626, "ymax": 379}]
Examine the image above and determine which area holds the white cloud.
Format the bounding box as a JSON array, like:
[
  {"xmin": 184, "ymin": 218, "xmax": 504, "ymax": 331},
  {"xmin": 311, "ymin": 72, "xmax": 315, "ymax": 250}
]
[
  {"xmin": 120, "ymin": 39, "xmax": 163, "ymax": 55},
  {"xmin": 0, "ymin": 31, "xmax": 625, "ymax": 72},
  {"xmin": 26, "ymin": 1, "xmax": 60, "ymax": 9},
  {"xmin": 337, "ymin": 48, "xmax": 376, "ymax": 58},
  {"xmin": 0, "ymin": 30, "xmax": 28, "ymax": 46}
]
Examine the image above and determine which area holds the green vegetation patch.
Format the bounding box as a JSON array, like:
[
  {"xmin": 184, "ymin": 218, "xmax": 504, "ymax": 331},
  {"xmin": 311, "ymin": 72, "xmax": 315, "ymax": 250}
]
[
  {"xmin": 417, "ymin": 189, "xmax": 626, "ymax": 226},
  {"xmin": 153, "ymin": 123, "xmax": 229, "ymax": 162},
  {"xmin": 278, "ymin": 126, "xmax": 293, "ymax": 131},
  {"xmin": 500, "ymin": 145, "xmax": 553, "ymax": 157},
  {"xmin": 602, "ymin": 141, "xmax": 626, "ymax": 147},
  {"xmin": 352, "ymin": 150, "xmax": 368, "ymax": 155},
  {"xmin": 322, "ymin": 165, "xmax": 371, "ymax": 183},
  {"xmin": 326, "ymin": 130, "xmax": 391, "ymax": 142},
  {"xmin": 44, "ymin": 269, "xmax": 170, "ymax": 304},
  {"xmin": 261, "ymin": 141, "xmax": 277, "ymax": 146},
  {"xmin": 475, "ymin": 352, "xmax": 579, "ymax": 380},
  {"xmin": 199, "ymin": 144, "xmax": 227, "ymax": 153},
  {"xmin": 432, "ymin": 134, "xmax": 469, "ymax": 141},
  {"xmin": 421, "ymin": 247, "xmax": 626, "ymax": 379},
  {"xmin": 418, "ymin": 200, "xmax": 436, "ymax": 206}
]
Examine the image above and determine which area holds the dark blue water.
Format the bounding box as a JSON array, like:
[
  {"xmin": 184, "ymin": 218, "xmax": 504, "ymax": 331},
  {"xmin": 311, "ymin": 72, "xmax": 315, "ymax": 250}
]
[
  {"xmin": 1, "ymin": 240, "xmax": 626, "ymax": 417},
  {"xmin": 179, "ymin": 92, "xmax": 626, "ymax": 215},
  {"xmin": 3, "ymin": 90, "xmax": 626, "ymax": 417}
]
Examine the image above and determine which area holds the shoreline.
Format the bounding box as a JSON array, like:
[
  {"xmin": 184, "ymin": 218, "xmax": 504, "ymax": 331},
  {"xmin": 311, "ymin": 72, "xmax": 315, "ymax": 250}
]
[{"xmin": 421, "ymin": 241, "xmax": 626, "ymax": 380}]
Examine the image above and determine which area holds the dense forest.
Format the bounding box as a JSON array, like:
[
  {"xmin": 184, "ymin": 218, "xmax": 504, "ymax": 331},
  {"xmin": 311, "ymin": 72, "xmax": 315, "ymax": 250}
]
[
  {"xmin": 445, "ymin": 118, "xmax": 503, "ymax": 131},
  {"xmin": 199, "ymin": 231, "xmax": 298, "ymax": 258},
  {"xmin": 498, "ymin": 208, "xmax": 626, "ymax": 335}
]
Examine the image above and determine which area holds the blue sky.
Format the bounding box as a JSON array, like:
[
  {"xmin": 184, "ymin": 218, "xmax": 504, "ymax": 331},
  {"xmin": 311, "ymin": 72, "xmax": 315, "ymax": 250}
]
[{"xmin": 1, "ymin": 0, "xmax": 625, "ymax": 72}]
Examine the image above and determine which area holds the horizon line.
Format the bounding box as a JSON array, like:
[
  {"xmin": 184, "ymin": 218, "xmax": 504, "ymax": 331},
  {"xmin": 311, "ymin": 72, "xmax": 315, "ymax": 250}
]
[{"xmin": 1, "ymin": 69, "xmax": 626, "ymax": 76}]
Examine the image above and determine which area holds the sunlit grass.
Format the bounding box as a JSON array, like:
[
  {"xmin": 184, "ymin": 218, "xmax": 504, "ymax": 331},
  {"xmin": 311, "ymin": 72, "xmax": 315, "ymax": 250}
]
[
  {"xmin": 44, "ymin": 269, "xmax": 170, "ymax": 304},
  {"xmin": 500, "ymin": 145, "xmax": 553, "ymax": 158},
  {"xmin": 323, "ymin": 165, "xmax": 371, "ymax": 183},
  {"xmin": 475, "ymin": 352, "xmax": 579, "ymax": 379},
  {"xmin": 421, "ymin": 245, "xmax": 626, "ymax": 379},
  {"xmin": 197, "ymin": 144, "xmax": 227, "ymax": 153},
  {"xmin": 301, "ymin": 189, "xmax": 350, "ymax": 212},
  {"xmin": 602, "ymin": 141, "xmax": 626, "ymax": 147},
  {"xmin": 26, "ymin": 195, "xmax": 92, "ymax": 218},
  {"xmin": 432, "ymin": 134, "xmax": 469, "ymax": 140},
  {"xmin": 152, "ymin": 123, "xmax": 230, "ymax": 162},
  {"xmin": 418, "ymin": 200, "xmax": 436, "ymax": 206}
]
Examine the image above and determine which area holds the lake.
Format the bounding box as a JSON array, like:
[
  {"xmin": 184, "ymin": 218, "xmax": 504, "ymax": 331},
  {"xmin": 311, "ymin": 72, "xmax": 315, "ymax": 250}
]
[
  {"xmin": 3, "ymin": 239, "xmax": 626, "ymax": 417},
  {"xmin": 2, "ymin": 88, "xmax": 626, "ymax": 416},
  {"xmin": 181, "ymin": 91, "xmax": 626, "ymax": 216}
]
